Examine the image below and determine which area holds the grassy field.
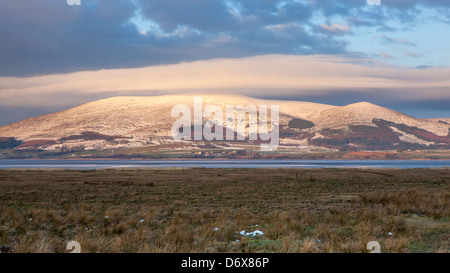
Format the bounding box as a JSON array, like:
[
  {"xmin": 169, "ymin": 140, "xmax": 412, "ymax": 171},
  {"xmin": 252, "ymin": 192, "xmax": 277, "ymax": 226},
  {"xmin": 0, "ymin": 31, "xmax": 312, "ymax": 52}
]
[{"xmin": 0, "ymin": 168, "xmax": 449, "ymax": 253}]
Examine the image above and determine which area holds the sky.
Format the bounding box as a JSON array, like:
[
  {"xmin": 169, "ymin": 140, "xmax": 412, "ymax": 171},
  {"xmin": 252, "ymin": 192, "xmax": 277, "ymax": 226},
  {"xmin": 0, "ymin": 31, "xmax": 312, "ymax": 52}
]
[{"xmin": 0, "ymin": 0, "xmax": 450, "ymax": 125}]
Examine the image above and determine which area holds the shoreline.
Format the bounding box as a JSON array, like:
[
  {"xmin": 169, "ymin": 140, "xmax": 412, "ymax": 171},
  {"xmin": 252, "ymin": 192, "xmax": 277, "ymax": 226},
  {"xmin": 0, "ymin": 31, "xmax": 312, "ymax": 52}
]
[{"xmin": 0, "ymin": 159, "xmax": 448, "ymax": 170}]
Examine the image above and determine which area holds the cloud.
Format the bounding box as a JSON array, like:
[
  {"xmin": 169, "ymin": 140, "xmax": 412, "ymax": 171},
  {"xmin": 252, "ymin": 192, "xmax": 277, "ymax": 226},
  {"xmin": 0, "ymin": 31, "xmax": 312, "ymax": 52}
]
[
  {"xmin": 2, "ymin": 0, "xmax": 449, "ymax": 76},
  {"xmin": 405, "ymin": 51, "xmax": 422, "ymax": 58},
  {"xmin": 0, "ymin": 0, "xmax": 329, "ymax": 76},
  {"xmin": 380, "ymin": 0, "xmax": 450, "ymax": 9},
  {"xmin": 1, "ymin": 54, "xmax": 450, "ymax": 107},
  {"xmin": 378, "ymin": 35, "xmax": 417, "ymax": 46},
  {"xmin": 315, "ymin": 23, "xmax": 352, "ymax": 35},
  {"xmin": 0, "ymin": 0, "xmax": 140, "ymax": 76}
]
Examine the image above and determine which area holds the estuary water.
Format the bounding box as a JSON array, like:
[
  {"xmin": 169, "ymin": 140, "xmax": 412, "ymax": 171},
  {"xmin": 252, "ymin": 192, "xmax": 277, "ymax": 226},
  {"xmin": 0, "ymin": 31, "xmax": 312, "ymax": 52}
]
[{"xmin": 0, "ymin": 159, "xmax": 449, "ymax": 169}]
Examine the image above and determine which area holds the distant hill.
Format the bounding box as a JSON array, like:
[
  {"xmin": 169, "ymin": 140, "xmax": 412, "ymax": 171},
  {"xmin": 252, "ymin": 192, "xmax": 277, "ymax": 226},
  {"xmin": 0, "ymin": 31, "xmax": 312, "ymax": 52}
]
[{"xmin": 0, "ymin": 94, "xmax": 449, "ymax": 156}]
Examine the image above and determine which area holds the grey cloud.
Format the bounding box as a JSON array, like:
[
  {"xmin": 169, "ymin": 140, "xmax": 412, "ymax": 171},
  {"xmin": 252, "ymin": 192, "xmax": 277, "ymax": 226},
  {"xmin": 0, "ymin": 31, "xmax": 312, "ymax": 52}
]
[
  {"xmin": 405, "ymin": 51, "xmax": 421, "ymax": 58},
  {"xmin": 314, "ymin": 24, "xmax": 352, "ymax": 36},
  {"xmin": 0, "ymin": 0, "xmax": 346, "ymax": 76},
  {"xmin": 379, "ymin": 35, "xmax": 417, "ymax": 46},
  {"xmin": 0, "ymin": 0, "xmax": 140, "ymax": 75},
  {"xmin": 0, "ymin": 0, "xmax": 449, "ymax": 76}
]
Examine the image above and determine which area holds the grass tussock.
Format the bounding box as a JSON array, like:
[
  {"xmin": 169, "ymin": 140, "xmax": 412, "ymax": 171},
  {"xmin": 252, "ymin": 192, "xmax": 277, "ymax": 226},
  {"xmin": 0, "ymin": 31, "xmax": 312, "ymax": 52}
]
[{"xmin": 0, "ymin": 168, "xmax": 448, "ymax": 253}]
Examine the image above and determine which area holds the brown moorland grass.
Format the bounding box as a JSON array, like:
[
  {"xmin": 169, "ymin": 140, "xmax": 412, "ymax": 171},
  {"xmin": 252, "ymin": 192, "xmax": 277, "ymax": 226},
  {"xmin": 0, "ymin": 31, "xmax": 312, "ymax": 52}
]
[{"xmin": 0, "ymin": 168, "xmax": 448, "ymax": 253}]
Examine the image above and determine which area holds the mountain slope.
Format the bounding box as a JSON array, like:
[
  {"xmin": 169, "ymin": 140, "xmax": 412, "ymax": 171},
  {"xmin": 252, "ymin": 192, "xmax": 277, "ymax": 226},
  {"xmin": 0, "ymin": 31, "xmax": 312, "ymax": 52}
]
[{"xmin": 0, "ymin": 94, "xmax": 448, "ymax": 152}]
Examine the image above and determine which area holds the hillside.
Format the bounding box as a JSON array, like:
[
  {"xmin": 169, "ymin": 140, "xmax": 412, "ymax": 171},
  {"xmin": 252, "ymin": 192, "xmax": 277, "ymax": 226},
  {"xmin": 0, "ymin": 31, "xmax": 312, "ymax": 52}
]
[{"xmin": 0, "ymin": 94, "xmax": 449, "ymax": 156}]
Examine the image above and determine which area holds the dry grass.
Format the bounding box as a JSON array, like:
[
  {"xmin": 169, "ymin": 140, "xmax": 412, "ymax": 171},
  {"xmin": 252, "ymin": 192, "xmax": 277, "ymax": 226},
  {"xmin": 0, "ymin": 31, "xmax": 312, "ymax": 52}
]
[{"xmin": 0, "ymin": 168, "xmax": 448, "ymax": 253}]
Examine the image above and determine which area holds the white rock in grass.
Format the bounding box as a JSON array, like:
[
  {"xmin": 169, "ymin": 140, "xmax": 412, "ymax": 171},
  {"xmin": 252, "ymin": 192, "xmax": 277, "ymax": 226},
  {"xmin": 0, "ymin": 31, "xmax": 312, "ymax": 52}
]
[
  {"xmin": 249, "ymin": 230, "xmax": 264, "ymax": 236},
  {"xmin": 240, "ymin": 230, "xmax": 264, "ymax": 237}
]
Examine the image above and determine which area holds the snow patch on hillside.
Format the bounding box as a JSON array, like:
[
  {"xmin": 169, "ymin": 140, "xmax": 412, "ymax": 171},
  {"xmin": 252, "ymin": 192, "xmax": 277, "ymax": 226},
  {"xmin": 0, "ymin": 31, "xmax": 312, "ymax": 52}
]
[{"xmin": 389, "ymin": 126, "xmax": 434, "ymax": 146}]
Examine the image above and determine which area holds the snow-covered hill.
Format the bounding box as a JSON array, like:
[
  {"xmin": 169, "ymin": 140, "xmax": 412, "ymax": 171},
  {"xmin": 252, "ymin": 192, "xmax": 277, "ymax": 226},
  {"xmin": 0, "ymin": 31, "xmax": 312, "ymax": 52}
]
[{"xmin": 0, "ymin": 94, "xmax": 448, "ymax": 152}]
